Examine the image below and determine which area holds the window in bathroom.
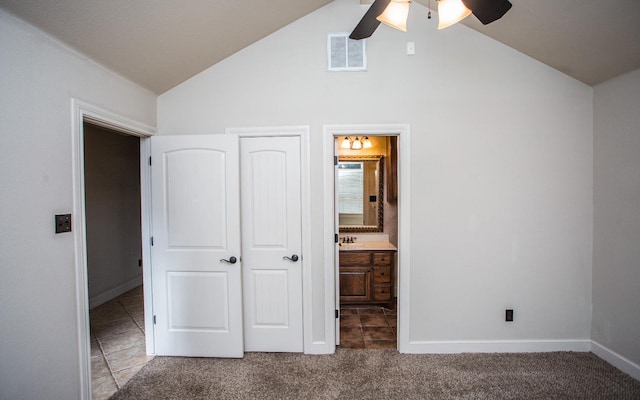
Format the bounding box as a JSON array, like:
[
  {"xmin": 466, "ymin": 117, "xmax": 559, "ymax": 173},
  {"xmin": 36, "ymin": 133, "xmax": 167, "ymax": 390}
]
[{"xmin": 337, "ymin": 162, "xmax": 364, "ymax": 214}]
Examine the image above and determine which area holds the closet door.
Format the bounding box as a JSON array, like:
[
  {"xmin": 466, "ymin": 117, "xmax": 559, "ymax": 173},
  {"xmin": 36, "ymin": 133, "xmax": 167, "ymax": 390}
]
[
  {"xmin": 240, "ymin": 136, "xmax": 303, "ymax": 352},
  {"xmin": 150, "ymin": 134, "xmax": 243, "ymax": 357}
]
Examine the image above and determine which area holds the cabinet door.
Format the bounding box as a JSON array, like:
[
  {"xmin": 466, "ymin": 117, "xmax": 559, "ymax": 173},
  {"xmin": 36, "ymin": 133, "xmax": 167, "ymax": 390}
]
[{"xmin": 339, "ymin": 267, "xmax": 371, "ymax": 302}]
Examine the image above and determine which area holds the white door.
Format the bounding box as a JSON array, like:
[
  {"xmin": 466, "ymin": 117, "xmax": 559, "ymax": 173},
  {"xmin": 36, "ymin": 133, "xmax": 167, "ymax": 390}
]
[
  {"xmin": 240, "ymin": 136, "xmax": 303, "ymax": 352},
  {"xmin": 151, "ymin": 134, "xmax": 243, "ymax": 357}
]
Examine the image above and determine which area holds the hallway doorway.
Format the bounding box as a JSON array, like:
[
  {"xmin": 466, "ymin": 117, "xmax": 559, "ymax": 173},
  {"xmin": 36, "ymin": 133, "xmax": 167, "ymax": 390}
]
[
  {"xmin": 71, "ymin": 99, "xmax": 155, "ymax": 399},
  {"xmin": 83, "ymin": 122, "xmax": 150, "ymax": 398}
]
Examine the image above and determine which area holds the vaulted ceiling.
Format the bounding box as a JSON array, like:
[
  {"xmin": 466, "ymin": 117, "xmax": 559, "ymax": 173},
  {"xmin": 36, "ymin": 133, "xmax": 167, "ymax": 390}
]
[{"xmin": 1, "ymin": 0, "xmax": 639, "ymax": 94}]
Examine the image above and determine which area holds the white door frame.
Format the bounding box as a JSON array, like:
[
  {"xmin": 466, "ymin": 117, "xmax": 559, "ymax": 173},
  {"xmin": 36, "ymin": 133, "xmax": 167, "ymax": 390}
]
[
  {"xmin": 323, "ymin": 124, "xmax": 411, "ymax": 352},
  {"xmin": 225, "ymin": 126, "xmax": 314, "ymax": 353},
  {"xmin": 71, "ymin": 99, "xmax": 156, "ymax": 399}
]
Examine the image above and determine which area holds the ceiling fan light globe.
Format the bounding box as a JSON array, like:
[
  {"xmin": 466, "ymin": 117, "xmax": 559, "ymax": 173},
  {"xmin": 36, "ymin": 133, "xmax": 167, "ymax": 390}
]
[
  {"xmin": 376, "ymin": 1, "xmax": 411, "ymax": 32},
  {"xmin": 437, "ymin": 0, "xmax": 472, "ymax": 30}
]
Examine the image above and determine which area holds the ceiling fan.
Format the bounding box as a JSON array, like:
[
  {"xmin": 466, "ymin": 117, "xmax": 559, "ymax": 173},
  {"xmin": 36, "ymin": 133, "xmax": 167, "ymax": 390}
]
[{"xmin": 349, "ymin": 0, "xmax": 513, "ymax": 40}]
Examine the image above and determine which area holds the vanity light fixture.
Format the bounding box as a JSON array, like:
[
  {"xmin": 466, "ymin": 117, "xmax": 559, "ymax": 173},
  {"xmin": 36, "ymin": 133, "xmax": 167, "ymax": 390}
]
[{"xmin": 341, "ymin": 136, "xmax": 373, "ymax": 150}]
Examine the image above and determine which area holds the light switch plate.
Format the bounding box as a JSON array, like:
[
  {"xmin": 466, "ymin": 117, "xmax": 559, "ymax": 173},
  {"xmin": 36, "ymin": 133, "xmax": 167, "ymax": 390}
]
[
  {"xmin": 55, "ymin": 214, "xmax": 72, "ymax": 234},
  {"xmin": 406, "ymin": 42, "xmax": 415, "ymax": 55}
]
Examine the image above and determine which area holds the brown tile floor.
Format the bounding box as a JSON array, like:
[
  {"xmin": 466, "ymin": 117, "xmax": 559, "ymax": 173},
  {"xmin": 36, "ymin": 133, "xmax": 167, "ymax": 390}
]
[
  {"xmin": 338, "ymin": 302, "xmax": 397, "ymax": 349},
  {"xmin": 90, "ymin": 286, "xmax": 153, "ymax": 400}
]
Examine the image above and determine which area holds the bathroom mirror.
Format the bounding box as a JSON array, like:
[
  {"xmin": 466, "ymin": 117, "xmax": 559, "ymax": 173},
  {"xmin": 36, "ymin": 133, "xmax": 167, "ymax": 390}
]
[{"xmin": 338, "ymin": 155, "xmax": 383, "ymax": 232}]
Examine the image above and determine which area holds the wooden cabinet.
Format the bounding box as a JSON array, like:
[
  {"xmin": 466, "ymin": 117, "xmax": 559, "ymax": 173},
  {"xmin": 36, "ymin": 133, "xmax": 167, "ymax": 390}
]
[{"xmin": 339, "ymin": 250, "xmax": 395, "ymax": 307}]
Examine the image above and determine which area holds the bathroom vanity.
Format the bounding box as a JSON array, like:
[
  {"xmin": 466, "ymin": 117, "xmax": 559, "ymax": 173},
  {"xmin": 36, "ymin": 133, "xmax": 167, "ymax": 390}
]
[
  {"xmin": 339, "ymin": 241, "xmax": 396, "ymax": 308},
  {"xmin": 336, "ymin": 152, "xmax": 397, "ymax": 308}
]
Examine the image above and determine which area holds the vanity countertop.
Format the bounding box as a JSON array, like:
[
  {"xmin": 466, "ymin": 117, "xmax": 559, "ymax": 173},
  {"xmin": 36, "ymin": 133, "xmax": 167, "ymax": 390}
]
[{"xmin": 339, "ymin": 241, "xmax": 397, "ymax": 251}]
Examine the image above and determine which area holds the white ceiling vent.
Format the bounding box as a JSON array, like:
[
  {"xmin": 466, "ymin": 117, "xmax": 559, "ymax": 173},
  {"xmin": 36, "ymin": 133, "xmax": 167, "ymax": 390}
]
[{"xmin": 327, "ymin": 33, "xmax": 367, "ymax": 71}]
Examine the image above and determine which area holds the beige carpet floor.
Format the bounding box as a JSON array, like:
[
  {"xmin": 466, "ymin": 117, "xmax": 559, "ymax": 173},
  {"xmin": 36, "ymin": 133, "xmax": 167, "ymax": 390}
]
[{"xmin": 110, "ymin": 349, "xmax": 640, "ymax": 399}]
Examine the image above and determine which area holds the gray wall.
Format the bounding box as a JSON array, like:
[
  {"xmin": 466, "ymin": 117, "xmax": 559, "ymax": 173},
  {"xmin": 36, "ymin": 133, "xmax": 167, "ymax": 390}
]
[
  {"xmin": 84, "ymin": 123, "xmax": 142, "ymax": 307},
  {"xmin": 0, "ymin": 9, "xmax": 156, "ymax": 399},
  {"xmin": 159, "ymin": 0, "xmax": 594, "ymax": 348},
  {"xmin": 592, "ymin": 68, "xmax": 640, "ymax": 367}
]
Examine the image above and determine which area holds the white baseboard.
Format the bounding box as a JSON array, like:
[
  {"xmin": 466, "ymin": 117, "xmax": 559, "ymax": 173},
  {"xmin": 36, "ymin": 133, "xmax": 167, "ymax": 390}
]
[
  {"xmin": 402, "ymin": 339, "xmax": 592, "ymax": 354},
  {"xmin": 89, "ymin": 276, "xmax": 143, "ymax": 309},
  {"xmin": 591, "ymin": 341, "xmax": 640, "ymax": 381},
  {"xmin": 305, "ymin": 341, "xmax": 336, "ymax": 355}
]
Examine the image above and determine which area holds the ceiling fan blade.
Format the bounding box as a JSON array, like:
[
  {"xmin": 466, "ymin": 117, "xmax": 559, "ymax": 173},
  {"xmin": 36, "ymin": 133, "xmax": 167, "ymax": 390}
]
[
  {"xmin": 349, "ymin": 0, "xmax": 391, "ymax": 40},
  {"xmin": 462, "ymin": 0, "xmax": 512, "ymax": 25}
]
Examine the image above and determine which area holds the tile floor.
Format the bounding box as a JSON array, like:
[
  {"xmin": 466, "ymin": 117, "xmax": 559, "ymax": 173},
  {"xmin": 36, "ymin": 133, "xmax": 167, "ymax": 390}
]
[
  {"xmin": 90, "ymin": 286, "xmax": 153, "ymax": 400},
  {"xmin": 338, "ymin": 302, "xmax": 397, "ymax": 349}
]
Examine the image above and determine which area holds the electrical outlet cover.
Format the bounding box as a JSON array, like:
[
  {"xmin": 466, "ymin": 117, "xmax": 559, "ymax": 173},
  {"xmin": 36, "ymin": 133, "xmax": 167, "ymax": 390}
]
[{"xmin": 505, "ymin": 309, "xmax": 514, "ymax": 322}]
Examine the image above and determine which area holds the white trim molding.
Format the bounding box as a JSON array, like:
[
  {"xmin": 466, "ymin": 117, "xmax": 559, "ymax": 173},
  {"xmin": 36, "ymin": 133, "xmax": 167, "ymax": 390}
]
[
  {"xmin": 71, "ymin": 99, "xmax": 155, "ymax": 400},
  {"xmin": 225, "ymin": 126, "xmax": 322, "ymax": 354},
  {"xmin": 404, "ymin": 339, "xmax": 592, "ymax": 354},
  {"xmin": 592, "ymin": 341, "xmax": 640, "ymax": 381},
  {"xmin": 225, "ymin": 125, "xmax": 308, "ymax": 137},
  {"xmin": 323, "ymin": 123, "xmax": 411, "ymax": 354}
]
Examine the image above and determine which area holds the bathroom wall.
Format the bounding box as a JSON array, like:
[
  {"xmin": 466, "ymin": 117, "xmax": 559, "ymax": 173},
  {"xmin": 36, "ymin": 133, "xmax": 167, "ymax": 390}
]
[{"xmin": 337, "ymin": 136, "xmax": 398, "ymax": 243}]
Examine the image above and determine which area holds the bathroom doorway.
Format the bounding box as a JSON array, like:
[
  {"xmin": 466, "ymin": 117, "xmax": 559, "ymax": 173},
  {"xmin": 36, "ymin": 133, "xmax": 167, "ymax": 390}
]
[
  {"xmin": 323, "ymin": 123, "xmax": 411, "ymax": 353},
  {"xmin": 336, "ymin": 135, "xmax": 399, "ymax": 349}
]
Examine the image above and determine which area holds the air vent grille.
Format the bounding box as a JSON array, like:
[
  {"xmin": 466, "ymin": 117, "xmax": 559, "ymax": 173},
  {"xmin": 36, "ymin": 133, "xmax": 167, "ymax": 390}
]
[{"xmin": 328, "ymin": 33, "xmax": 367, "ymax": 72}]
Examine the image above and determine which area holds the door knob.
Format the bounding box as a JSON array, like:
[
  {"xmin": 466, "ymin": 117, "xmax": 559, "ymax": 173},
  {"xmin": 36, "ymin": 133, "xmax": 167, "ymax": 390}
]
[
  {"xmin": 283, "ymin": 254, "xmax": 299, "ymax": 262},
  {"xmin": 220, "ymin": 256, "xmax": 237, "ymax": 264}
]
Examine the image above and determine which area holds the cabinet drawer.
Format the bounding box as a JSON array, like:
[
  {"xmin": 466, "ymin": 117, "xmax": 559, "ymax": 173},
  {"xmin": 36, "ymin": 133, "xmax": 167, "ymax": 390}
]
[
  {"xmin": 373, "ymin": 285, "xmax": 391, "ymax": 301},
  {"xmin": 340, "ymin": 252, "xmax": 371, "ymax": 266},
  {"xmin": 373, "ymin": 266, "xmax": 391, "ymax": 283},
  {"xmin": 372, "ymin": 252, "xmax": 392, "ymax": 265}
]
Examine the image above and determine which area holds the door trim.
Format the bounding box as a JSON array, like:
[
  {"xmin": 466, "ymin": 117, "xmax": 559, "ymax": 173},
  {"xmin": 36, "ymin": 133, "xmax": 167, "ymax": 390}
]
[
  {"xmin": 323, "ymin": 124, "xmax": 411, "ymax": 352},
  {"xmin": 225, "ymin": 126, "xmax": 316, "ymax": 353},
  {"xmin": 71, "ymin": 99, "xmax": 155, "ymax": 399}
]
